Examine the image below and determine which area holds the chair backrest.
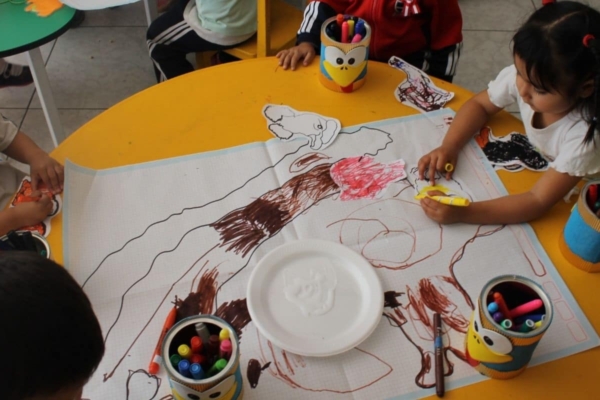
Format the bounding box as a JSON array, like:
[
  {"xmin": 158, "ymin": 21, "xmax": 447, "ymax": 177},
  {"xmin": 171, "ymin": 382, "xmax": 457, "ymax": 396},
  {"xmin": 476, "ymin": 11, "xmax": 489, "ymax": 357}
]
[{"xmin": 224, "ymin": 0, "xmax": 304, "ymax": 59}]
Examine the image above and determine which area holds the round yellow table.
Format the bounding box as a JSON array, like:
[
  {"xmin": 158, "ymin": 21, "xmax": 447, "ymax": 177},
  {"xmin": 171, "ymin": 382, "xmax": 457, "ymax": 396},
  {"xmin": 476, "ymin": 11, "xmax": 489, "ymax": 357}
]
[{"xmin": 50, "ymin": 57, "xmax": 599, "ymax": 399}]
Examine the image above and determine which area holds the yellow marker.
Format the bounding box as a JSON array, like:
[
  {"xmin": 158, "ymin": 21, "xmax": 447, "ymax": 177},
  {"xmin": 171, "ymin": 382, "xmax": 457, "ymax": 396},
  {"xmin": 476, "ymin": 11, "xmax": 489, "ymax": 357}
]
[
  {"xmin": 444, "ymin": 163, "xmax": 454, "ymax": 172},
  {"xmin": 219, "ymin": 328, "xmax": 230, "ymax": 341},
  {"xmin": 178, "ymin": 344, "xmax": 192, "ymax": 359},
  {"xmin": 534, "ymin": 320, "xmax": 543, "ymax": 329},
  {"xmin": 347, "ymin": 19, "xmax": 355, "ymax": 38},
  {"xmin": 430, "ymin": 196, "xmax": 470, "ymax": 207}
]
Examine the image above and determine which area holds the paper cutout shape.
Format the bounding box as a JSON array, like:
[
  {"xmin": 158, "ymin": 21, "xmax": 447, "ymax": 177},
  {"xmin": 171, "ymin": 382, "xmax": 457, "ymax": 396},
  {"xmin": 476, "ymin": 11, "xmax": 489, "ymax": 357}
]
[
  {"xmin": 388, "ymin": 56, "xmax": 454, "ymax": 113},
  {"xmin": 263, "ymin": 105, "xmax": 341, "ymax": 150},
  {"xmin": 475, "ymin": 126, "xmax": 549, "ymax": 172},
  {"xmin": 9, "ymin": 177, "xmax": 62, "ymax": 237},
  {"xmin": 25, "ymin": 0, "xmax": 64, "ymax": 16},
  {"xmin": 24, "ymin": 0, "xmax": 139, "ymax": 17},
  {"xmin": 411, "ymin": 166, "xmax": 473, "ymax": 203},
  {"xmin": 330, "ymin": 156, "xmax": 407, "ymax": 201}
]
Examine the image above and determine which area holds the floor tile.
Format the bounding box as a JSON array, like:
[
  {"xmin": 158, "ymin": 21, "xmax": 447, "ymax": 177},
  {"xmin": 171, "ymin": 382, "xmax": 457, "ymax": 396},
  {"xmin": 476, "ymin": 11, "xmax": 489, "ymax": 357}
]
[
  {"xmin": 453, "ymin": 30, "xmax": 519, "ymax": 112},
  {"xmin": 20, "ymin": 109, "xmax": 105, "ymax": 153},
  {"xmin": 0, "ymin": 41, "xmax": 56, "ymax": 109},
  {"xmin": 460, "ymin": 0, "xmax": 536, "ymax": 31},
  {"xmin": 29, "ymin": 27, "xmax": 155, "ymax": 109},
  {"xmin": 81, "ymin": 1, "xmax": 148, "ymax": 28}
]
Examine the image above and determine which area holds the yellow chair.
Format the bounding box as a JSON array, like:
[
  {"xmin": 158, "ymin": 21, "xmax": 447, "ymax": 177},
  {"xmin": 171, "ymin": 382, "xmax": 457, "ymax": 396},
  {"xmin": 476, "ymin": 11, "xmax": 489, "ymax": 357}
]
[{"xmin": 195, "ymin": 0, "xmax": 305, "ymax": 68}]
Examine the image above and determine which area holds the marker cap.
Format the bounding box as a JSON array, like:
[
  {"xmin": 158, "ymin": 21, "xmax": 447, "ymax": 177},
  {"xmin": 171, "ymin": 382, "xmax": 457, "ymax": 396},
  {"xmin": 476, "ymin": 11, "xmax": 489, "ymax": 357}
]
[
  {"xmin": 219, "ymin": 328, "xmax": 230, "ymax": 341},
  {"xmin": 178, "ymin": 344, "xmax": 192, "ymax": 359}
]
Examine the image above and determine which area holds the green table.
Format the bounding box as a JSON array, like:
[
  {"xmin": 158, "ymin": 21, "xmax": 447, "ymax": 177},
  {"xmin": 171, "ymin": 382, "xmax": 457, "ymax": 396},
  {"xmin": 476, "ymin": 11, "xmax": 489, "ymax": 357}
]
[{"xmin": 0, "ymin": 2, "xmax": 76, "ymax": 147}]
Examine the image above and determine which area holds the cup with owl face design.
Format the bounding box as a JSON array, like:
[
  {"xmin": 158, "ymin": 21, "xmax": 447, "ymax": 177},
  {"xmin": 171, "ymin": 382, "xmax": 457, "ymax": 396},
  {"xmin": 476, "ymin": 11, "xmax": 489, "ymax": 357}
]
[
  {"xmin": 465, "ymin": 275, "xmax": 553, "ymax": 379},
  {"xmin": 319, "ymin": 16, "xmax": 371, "ymax": 93}
]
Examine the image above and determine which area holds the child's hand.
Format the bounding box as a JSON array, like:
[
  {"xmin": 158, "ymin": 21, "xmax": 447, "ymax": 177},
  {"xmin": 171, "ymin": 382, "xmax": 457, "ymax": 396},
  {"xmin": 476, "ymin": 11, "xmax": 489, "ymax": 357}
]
[
  {"xmin": 419, "ymin": 191, "xmax": 466, "ymax": 224},
  {"xmin": 10, "ymin": 194, "xmax": 53, "ymax": 227},
  {"xmin": 277, "ymin": 43, "xmax": 316, "ymax": 70},
  {"xmin": 29, "ymin": 153, "xmax": 64, "ymax": 194},
  {"xmin": 417, "ymin": 145, "xmax": 459, "ymax": 185}
]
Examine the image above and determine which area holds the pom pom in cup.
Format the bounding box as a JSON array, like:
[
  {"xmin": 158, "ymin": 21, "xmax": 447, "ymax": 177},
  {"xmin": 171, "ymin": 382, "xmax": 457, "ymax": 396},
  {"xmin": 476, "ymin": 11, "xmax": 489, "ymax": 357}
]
[
  {"xmin": 319, "ymin": 16, "xmax": 371, "ymax": 93},
  {"xmin": 559, "ymin": 180, "xmax": 600, "ymax": 272},
  {"xmin": 465, "ymin": 275, "xmax": 553, "ymax": 379}
]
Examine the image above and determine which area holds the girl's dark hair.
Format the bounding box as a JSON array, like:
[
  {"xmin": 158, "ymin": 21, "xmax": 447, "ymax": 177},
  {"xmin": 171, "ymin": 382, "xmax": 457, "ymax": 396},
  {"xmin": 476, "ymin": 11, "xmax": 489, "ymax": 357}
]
[
  {"xmin": 513, "ymin": 1, "xmax": 600, "ymax": 144},
  {"xmin": 0, "ymin": 252, "xmax": 105, "ymax": 400}
]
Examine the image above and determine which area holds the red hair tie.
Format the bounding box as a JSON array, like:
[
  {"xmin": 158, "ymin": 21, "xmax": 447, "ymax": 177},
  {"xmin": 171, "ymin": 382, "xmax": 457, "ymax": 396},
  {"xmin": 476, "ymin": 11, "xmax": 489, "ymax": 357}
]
[
  {"xmin": 542, "ymin": 0, "xmax": 555, "ymax": 5},
  {"xmin": 583, "ymin": 34, "xmax": 596, "ymax": 48}
]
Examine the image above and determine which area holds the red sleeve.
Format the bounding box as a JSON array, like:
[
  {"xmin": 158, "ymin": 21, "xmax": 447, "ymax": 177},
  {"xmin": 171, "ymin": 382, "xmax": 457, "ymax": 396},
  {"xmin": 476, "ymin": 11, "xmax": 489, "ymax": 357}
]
[{"xmin": 423, "ymin": 0, "xmax": 463, "ymax": 50}]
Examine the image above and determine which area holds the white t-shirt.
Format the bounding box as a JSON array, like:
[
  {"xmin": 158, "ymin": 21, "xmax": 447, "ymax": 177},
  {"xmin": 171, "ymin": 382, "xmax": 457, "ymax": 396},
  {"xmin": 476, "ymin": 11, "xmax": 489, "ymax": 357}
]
[
  {"xmin": 183, "ymin": 1, "xmax": 256, "ymax": 47},
  {"xmin": 487, "ymin": 65, "xmax": 600, "ymax": 177}
]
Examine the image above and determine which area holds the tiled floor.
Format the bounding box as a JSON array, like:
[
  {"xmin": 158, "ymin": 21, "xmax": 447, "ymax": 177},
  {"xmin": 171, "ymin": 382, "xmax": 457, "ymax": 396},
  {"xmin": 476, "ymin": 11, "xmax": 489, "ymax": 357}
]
[{"xmin": 2, "ymin": 0, "xmax": 600, "ymax": 152}]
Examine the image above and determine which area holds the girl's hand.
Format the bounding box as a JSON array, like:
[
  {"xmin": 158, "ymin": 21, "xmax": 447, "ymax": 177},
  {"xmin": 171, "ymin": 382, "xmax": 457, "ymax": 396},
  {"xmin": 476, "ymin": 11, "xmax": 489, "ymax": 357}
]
[
  {"xmin": 277, "ymin": 43, "xmax": 316, "ymax": 70},
  {"xmin": 417, "ymin": 145, "xmax": 459, "ymax": 185},
  {"xmin": 419, "ymin": 190, "xmax": 466, "ymax": 224},
  {"xmin": 10, "ymin": 194, "xmax": 53, "ymax": 227},
  {"xmin": 29, "ymin": 153, "xmax": 64, "ymax": 194}
]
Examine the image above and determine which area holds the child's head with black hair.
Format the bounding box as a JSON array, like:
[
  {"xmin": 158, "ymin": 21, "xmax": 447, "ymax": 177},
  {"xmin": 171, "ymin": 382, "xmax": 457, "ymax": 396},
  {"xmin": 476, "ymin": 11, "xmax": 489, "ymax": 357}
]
[
  {"xmin": 513, "ymin": 0, "xmax": 600, "ymax": 144},
  {"xmin": 0, "ymin": 252, "xmax": 104, "ymax": 400}
]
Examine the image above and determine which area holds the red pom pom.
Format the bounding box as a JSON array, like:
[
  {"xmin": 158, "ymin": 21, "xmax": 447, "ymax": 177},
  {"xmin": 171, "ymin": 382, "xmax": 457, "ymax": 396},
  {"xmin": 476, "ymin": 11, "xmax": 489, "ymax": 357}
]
[
  {"xmin": 583, "ymin": 34, "xmax": 596, "ymax": 48},
  {"xmin": 542, "ymin": 0, "xmax": 556, "ymax": 5}
]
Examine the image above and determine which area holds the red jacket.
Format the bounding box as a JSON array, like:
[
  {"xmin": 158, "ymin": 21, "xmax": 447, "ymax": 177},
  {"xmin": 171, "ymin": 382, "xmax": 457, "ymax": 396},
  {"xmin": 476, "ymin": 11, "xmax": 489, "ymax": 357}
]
[{"xmin": 297, "ymin": 0, "xmax": 463, "ymax": 62}]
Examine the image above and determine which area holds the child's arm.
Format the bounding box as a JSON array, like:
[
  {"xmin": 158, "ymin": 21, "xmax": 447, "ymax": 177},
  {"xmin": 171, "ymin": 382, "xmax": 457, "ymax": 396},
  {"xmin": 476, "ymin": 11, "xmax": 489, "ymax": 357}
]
[
  {"xmin": 420, "ymin": 169, "xmax": 581, "ymax": 225},
  {"xmin": 418, "ymin": 90, "xmax": 502, "ymax": 183},
  {"xmin": 277, "ymin": 1, "xmax": 342, "ymax": 70},
  {"xmin": 0, "ymin": 196, "xmax": 54, "ymax": 236},
  {"xmin": 3, "ymin": 131, "xmax": 64, "ymax": 194}
]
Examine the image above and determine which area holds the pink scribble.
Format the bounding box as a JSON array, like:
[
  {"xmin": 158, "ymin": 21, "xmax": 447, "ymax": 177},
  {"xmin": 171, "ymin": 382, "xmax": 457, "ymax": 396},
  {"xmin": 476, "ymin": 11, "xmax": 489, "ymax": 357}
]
[{"xmin": 330, "ymin": 156, "xmax": 407, "ymax": 201}]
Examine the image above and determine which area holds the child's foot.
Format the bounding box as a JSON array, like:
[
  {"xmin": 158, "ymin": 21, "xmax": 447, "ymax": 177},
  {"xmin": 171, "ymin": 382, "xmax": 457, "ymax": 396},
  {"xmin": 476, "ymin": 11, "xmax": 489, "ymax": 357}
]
[{"xmin": 0, "ymin": 60, "xmax": 34, "ymax": 89}]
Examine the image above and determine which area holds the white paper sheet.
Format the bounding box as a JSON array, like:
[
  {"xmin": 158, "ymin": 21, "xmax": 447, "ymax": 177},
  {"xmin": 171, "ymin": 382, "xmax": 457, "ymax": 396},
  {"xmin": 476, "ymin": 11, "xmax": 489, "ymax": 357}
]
[{"xmin": 64, "ymin": 109, "xmax": 599, "ymax": 400}]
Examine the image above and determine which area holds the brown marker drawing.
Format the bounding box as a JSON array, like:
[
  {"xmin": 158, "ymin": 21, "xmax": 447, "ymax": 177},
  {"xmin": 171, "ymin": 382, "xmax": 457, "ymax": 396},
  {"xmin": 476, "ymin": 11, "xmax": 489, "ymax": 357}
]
[
  {"xmin": 255, "ymin": 331, "xmax": 393, "ymax": 393},
  {"xmin": 247, "ymin": 359, "xmax": 272, "ymax": 388},
  {"xmin": 290, "ymin": 152, "xmax": 331, "ymax": 173},
  {"xmin": 382, "ymin": 224, "xmax": 506, "ymax": 388},
  {"xmin": 210, "ymin": 163, "xmax": 340, "ymax": 257}
]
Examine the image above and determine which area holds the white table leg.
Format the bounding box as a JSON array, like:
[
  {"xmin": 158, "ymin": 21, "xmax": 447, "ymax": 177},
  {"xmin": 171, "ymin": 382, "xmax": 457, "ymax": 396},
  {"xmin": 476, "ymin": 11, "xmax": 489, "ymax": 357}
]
[
  {"xmin": 26, "ymin": 48, "xmax": 62, "ymax": 148},
  {"xmin": 143, "ymin": 0, "xmax": 158, "ymax": 26}
]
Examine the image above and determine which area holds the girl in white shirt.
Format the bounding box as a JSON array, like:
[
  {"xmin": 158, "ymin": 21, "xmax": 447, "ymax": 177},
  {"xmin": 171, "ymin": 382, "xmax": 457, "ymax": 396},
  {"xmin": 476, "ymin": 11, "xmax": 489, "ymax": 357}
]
[{"xmin": 417, "ymin": 0, "xmax": 600, "ymax": 225}]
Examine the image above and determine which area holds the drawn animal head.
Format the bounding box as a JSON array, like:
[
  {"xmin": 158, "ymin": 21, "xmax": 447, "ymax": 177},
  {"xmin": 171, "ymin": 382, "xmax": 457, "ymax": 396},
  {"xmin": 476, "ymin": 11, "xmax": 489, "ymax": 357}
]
[
  {"xmin": 322, "ymin": 46, "xmax": 368, "ymax": 88},
  {"xmin": 283, "ymin": 263, "xmax": 338, "ymax": 316},
  {"xmin": 169, "ymin": 374, "xmax": 239, "ymax": 400}
]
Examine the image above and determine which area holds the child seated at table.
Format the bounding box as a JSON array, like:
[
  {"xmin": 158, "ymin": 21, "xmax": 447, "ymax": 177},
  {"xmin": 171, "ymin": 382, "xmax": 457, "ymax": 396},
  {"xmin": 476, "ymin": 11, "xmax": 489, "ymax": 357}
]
[
  {"xmin": 147, "ymin": 0, "xmax": 257, "ymax": 82},
  {"xmin": 0, "ymin": 114, "xmax": 63, "ymax": 236},
  {"xmin": 0, "ymin": 58, "xmax": 33, "ymax": 89},
  {"xmin": 417, "ymin": 0, "xmax": 600, "ymax": 224},
  {"xmin": 277, "ymin": 0, "xmax": 463, "ymax": 82},
  {"xmin": 0, "ymin": 252, "xmax": 105, "ymax": 400}
]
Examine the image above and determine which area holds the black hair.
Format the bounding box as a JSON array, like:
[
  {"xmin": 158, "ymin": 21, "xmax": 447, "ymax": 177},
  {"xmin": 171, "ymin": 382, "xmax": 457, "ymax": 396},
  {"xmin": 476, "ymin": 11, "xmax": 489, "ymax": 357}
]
[
  {"xmin": 0, "ymin": 252, "xmax": 104, "ymax": 400},
  {"xmin": 512, "ymin": 1, "xmax": 600, "ymax": 144}
]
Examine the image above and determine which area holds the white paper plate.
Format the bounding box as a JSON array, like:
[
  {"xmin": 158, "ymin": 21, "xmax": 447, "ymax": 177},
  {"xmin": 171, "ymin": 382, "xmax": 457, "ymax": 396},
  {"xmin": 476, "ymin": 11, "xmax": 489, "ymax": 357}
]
[{"xmin": 247, "ymin": 239, "xmax": 383, "ymax": 357}]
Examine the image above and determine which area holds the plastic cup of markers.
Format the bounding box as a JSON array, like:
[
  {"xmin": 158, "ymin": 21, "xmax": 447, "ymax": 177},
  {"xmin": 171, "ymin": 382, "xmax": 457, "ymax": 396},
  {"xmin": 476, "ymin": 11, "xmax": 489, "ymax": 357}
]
[
  {"xmin": 559, "ymin": 180, "xmax": 600, "ymax": 272},
  {"xmin": 319, "ymin": 16, "xmax": 371, "ymax": 93},
  {"xmin": 0, "ymin": 231, "xmax": 51, "ymax": 259},
  {"xmin": 465, "ymin": 275, "xmax": 553, "ymax": 379},
  {"xmin": 162, "ymin": 315, "xmax": 243, "ymax": 399}
]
